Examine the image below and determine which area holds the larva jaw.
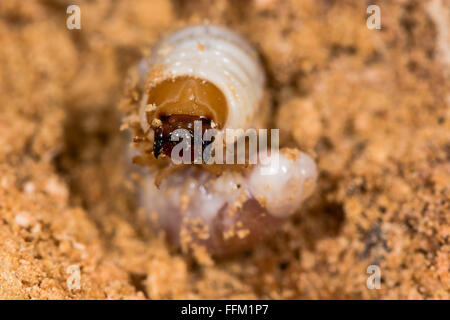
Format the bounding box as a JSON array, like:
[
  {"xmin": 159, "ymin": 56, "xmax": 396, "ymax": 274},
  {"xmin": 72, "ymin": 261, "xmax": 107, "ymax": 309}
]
[{"xmin": 152, "ymin": 114, "xmax": 214, "ymax": 160}]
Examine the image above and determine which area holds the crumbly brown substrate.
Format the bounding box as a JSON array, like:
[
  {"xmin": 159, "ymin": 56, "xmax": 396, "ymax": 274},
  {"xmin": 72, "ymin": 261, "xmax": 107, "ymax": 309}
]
[{"xmin": 0, "ymin": 0, "xmax": 448, "ymax": 299}]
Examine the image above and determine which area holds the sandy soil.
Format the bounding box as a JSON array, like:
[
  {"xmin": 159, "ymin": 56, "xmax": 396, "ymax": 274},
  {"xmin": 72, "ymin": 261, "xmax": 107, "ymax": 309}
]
[{"xmin": 0, "ymin": 0, "xmax": 448, "ymax": 299}]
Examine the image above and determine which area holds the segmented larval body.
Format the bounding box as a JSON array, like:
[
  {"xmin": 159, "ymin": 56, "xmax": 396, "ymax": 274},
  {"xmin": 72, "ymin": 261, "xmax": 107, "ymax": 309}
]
[
  {"xmin": 123, "ymin": 25, "xmax": 318, "ymax": 256},
  {"xmin": 138, "ymin": 24, "xmax": 266, "ymax": 136}
]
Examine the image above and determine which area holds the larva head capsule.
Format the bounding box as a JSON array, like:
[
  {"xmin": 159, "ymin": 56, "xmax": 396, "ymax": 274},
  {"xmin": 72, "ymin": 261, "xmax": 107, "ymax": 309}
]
[{"xmin": 136, "ymin": 25, "xmax": 266, "ymax": 161}]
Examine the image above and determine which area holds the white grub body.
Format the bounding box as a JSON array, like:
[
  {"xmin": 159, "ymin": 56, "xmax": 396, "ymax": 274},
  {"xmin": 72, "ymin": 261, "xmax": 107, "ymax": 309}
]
[
  {"xmin": 129, "ymin": 25, "xmax": 318, "ymax": 256},
  {"xmin": 140, "ymin": 149, "xmax": 317, "ymax": 256},
  {"xmin": 138, "ymin": 24, "xmax": 266, "ymax": 134}
]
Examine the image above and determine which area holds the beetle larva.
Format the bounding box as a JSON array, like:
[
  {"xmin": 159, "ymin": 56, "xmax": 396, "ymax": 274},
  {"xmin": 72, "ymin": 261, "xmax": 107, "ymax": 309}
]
[{"xmin": 122, "ymin": 25, "xmax": 318, "ymax": 256}]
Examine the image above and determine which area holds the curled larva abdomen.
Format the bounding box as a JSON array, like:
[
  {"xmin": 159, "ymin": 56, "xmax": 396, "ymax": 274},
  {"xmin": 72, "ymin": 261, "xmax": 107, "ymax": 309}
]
[
  {"xmin": 122, "ymin": 25, "xmax": 318, "ymax": 256},
  {"xmin": 140, "ymin": 148, "xmax": 317, "ymax": 256}
]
